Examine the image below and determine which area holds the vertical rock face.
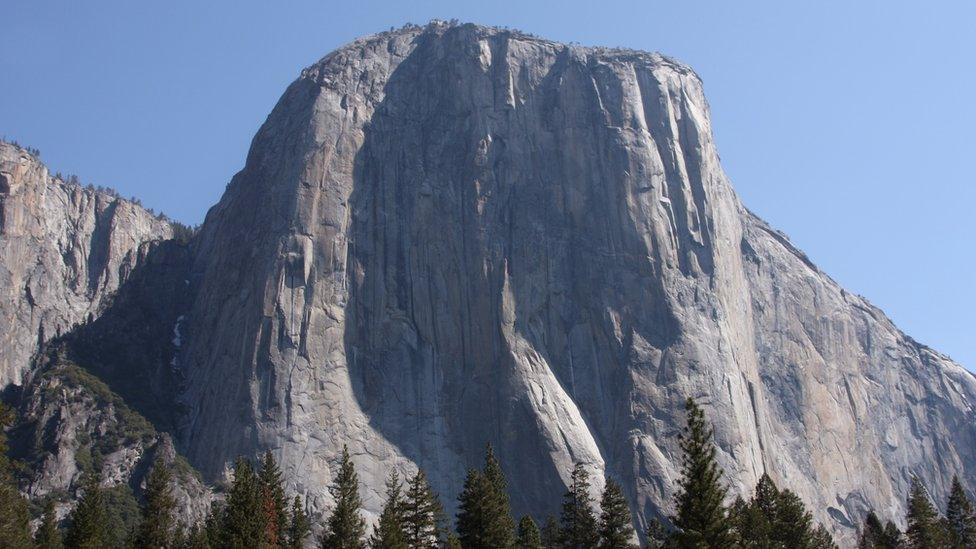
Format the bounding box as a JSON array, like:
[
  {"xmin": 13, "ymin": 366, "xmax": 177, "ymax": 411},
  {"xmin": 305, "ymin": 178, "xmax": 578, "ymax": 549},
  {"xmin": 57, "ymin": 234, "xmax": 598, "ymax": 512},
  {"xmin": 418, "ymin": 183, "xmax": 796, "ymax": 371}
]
[
  {"xmin": 2, "ymin": 21, "xmax": 972, "ymax": 545},
  {"xmin": 0, "ymin": 141, "xmax": 204, "ymax": 525},
  {"xmin": 175, "ymin": 21, "xmax": 976, "ymax": 542},
  {"xmin": 0, "ymin": 142, "xmax": 174, "ymax": 386}
]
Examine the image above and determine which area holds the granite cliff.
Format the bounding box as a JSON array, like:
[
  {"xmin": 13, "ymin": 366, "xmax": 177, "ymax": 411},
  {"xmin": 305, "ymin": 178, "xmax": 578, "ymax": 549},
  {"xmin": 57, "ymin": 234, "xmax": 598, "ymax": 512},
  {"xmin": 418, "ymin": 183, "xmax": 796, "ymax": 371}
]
[
  {"xmin": 0, "ymin": 141, "xmax": 206, "ymax": 527},
  {"xmin": 2, "ymin": 21, "xmax": 974, "ymax": 545},
  {"xmin": 176, "ymin": 22, "xmax": 976, "ymax": 542},
  {"xmin": 0, "ymin": 142, "xmax": 173, "ymax": 386}
]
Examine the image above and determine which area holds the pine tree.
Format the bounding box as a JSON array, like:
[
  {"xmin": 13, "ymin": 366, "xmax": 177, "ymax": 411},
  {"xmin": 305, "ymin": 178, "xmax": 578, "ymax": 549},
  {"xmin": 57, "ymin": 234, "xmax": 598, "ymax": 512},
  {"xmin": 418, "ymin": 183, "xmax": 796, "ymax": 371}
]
[
  {"xmin": 729, "ymin": 473, "xmax": 825, "ymax": 549},
  {"xmin": 262, "ymin": 494, "xmax": 280, "ymax": 549},
  {"xmin": 286, "ymin": 496, "xmax": 311, "ymax": 549},
  {"xmin": 36, "ymin": 498, "xmax": 64, "ymax": 549},
  {"xmin": 858, "ymin": 511, "xmax": 903, "ymax": 549},
  {"xmin": 482, "ymin": 445, "xmax": 517, "ymax": 547},
  {"xmin": 259, "ymin": 451, "xmax": 289, "ymax": 548},
  {"xmin": 183, "ymin": 524, "xmax": 208, "ymax": 549},
  {"xmin": 134, "ymin": 458, "xmax": 177, "ymax": 548},
  {"xmin": 322, "ymin": 445, "xmax": 367, "ymax": 549},
  {"xmin": 456, "ymin": 468, "xmax": 492, "ymax": 548},
  {"xmin": 457, "ymin": 445, "xmax": 518, "ymax": 549},
  {"xmin": 728, "ymin": 496, "xmax": 754, "ymax": 548},
  {"xmin": 0, "ymin": 482, "xmax": 32, "ymax": 549},
  {"xmin": 104, "ymin": 483, "xmax": 142, "ymax": 548},
  {"xmin": 671, "ymin": 398, "xmax": 734, "ymax": 549},
  {"xmin": 905, "ymin": 476, "xmax": 947, "ymax": 549},
  {"xmin": 811, "ymin": 524, "xmax": 838, "ymax": 549},
  {"xmin": 744, "ymin": 474, "xmax": 784, "ymax": 548},
  {"xmin": 753, "ymin": 474, "xmax": 779, "ymax": 519},
  {"xmin": 559, "ymin": 463, "xmax": 599, "ymax": 549},
  {"xmin": 444, "ymin": 533, "xmax": 463, "ymax": 549},
  {"xmin": 170, "ymin": 525, "xmax": 188, "ymax": 549},
  {"xmin": 65, "ymin": 471, "xmax": 109, "ymax": 549},
  {"xmin": 371, "ymin": 471, "xmax": 408, "ymax": 549},
  {"xmin": 541, "ymin": 515, "xmax": 561, "ymax": 549},
  {"xmin": 517, "ymin": 516, "xmax": 543, "ymax": 549},
  {"xmin": 598, "ymin": 479, "xmax": 635, "ymax": 548},
  {"xmin": 857, "ymin": 513, "xmax": 880, "ymax": 549},
  {"xmin": 221, "ymin": 457, "xmax": 266, "ymax": 548},
  {"xmin": 644, "ymin": 517, "xmax": 671, "ymax": 549},
  {"xmin": 946, "ymin": 476, "xmax": 976, "ymax": 548},
  {"xmin": 0, "ymin": 403, "xmax": 32, "ymax": 549},
  {"xmin": 883, "ymin": 521, "xmax": 905, "ymax": 548},
  {"xmin": 402, "ymin": 469, "xmax": 443, "ymax": 549},
  {"xmin": 483, "ymin": 444, "xmax": 515, "ymax": 547},
  {"xmin": 773, "ymin": 489, "xmax": 814, "ymax": 548},
  {"xmin": 202, "ymin": 506, "xmax": 223, "ymax": 548}
]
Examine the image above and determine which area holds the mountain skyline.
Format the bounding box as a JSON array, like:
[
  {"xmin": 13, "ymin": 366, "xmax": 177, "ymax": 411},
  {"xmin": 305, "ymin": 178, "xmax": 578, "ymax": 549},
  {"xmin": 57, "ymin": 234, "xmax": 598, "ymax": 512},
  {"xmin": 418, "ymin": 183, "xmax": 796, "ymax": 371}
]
[
  {"xmin": 2, "ymin": 19, "xmax": 975, "ymax": 547},
  {"xmin": 3, "ymin": 3, "xmax": 972, "ymax": 372}
]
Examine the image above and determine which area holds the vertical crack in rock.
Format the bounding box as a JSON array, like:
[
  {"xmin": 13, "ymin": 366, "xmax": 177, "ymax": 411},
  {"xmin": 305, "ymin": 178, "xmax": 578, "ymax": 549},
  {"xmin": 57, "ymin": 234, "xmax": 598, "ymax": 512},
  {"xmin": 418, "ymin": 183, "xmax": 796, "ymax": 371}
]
[{"xmin": 746, "ymin": 379, "xmax": 767, "ymax": 474}]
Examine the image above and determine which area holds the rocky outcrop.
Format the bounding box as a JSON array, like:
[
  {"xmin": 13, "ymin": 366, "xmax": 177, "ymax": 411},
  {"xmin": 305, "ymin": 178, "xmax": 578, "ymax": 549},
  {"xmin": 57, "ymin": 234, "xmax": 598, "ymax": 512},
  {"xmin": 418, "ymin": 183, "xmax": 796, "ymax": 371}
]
[
  {"xmin": 172, "ymin": 21, "xmax": 976, "ymax": 544},
  {"xmin": 738, "ymin": 212, "xmax": 976, "ymax": 535},
  {"xmin": 0, "ymin": 142, "xmax": 174, "ymax": 386},
  {"xmin": 0, "ymin": 142, "xmax": 203, "ymax": 530},
  {"xmin": 9, "ymin": 354, "xmax": 211, "ymax": 528}
]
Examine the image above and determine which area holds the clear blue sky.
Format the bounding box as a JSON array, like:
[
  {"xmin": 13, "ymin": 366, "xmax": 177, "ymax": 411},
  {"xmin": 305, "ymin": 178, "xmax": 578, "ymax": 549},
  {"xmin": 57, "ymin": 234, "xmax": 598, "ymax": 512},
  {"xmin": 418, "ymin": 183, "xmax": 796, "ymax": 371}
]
[{"xmin": 2, "ymin": 1, "xmax": 973, "ymax": 369}]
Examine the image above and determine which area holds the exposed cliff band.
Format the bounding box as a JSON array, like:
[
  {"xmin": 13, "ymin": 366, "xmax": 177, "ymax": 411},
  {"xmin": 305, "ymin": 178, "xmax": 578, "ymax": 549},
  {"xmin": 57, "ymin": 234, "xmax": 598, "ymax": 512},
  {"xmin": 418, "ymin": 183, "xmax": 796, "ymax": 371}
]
[{"xmin": 0, "ymin": 143, "xmax": 174, "ymax": 386}]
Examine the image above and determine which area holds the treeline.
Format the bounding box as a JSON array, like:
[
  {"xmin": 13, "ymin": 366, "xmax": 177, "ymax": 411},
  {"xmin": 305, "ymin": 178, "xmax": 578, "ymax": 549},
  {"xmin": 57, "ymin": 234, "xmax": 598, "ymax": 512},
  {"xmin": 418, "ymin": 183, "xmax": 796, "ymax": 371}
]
[
  {"xmin": 59, "ymin": 172, "xmax": 199, "ymax": 243},
  {"xmin": 0, "ymin": 140, "xmax": 199, "ymax": 242},
  {"xmin": 0, "ymin": 138, "xmax": 41, "ymax": 157},
  {"xmin": 2, "ymin": 448, "xmax": 313, "ymax": 549},
  {"xmin": 3, "ymin": 400, "xmax": 976, "ymax": 548},
  {"xmin": 857, "ymin": 475, "xmax": 976, "ymax": 548}
]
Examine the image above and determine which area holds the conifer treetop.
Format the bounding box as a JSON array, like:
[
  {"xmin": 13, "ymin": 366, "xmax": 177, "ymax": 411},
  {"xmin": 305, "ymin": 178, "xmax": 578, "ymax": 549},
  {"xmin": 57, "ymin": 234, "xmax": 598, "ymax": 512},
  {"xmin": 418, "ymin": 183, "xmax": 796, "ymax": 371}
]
[
  {"xmin": 322, "ymin": 445, "xmax": 367, "ymax": 549},
  {"xmin": 671, "ymin": 398, "xmax": 734, "ymax": 548}
]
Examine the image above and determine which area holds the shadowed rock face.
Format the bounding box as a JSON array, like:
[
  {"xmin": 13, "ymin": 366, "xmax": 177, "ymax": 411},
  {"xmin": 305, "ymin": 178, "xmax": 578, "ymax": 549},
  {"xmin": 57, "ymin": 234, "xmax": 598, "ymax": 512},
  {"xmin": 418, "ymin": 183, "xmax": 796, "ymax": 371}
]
[
  {"xmin": 0, "ymin": 142, "xmax": 206, "ymax": 526},
  {"xmin": 0, "ymin": 143, "xmax": 173, "ymax": 386},
  {"xmin": 173, "ymin": 21, "xmax": 976, "ymax": 542}
]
